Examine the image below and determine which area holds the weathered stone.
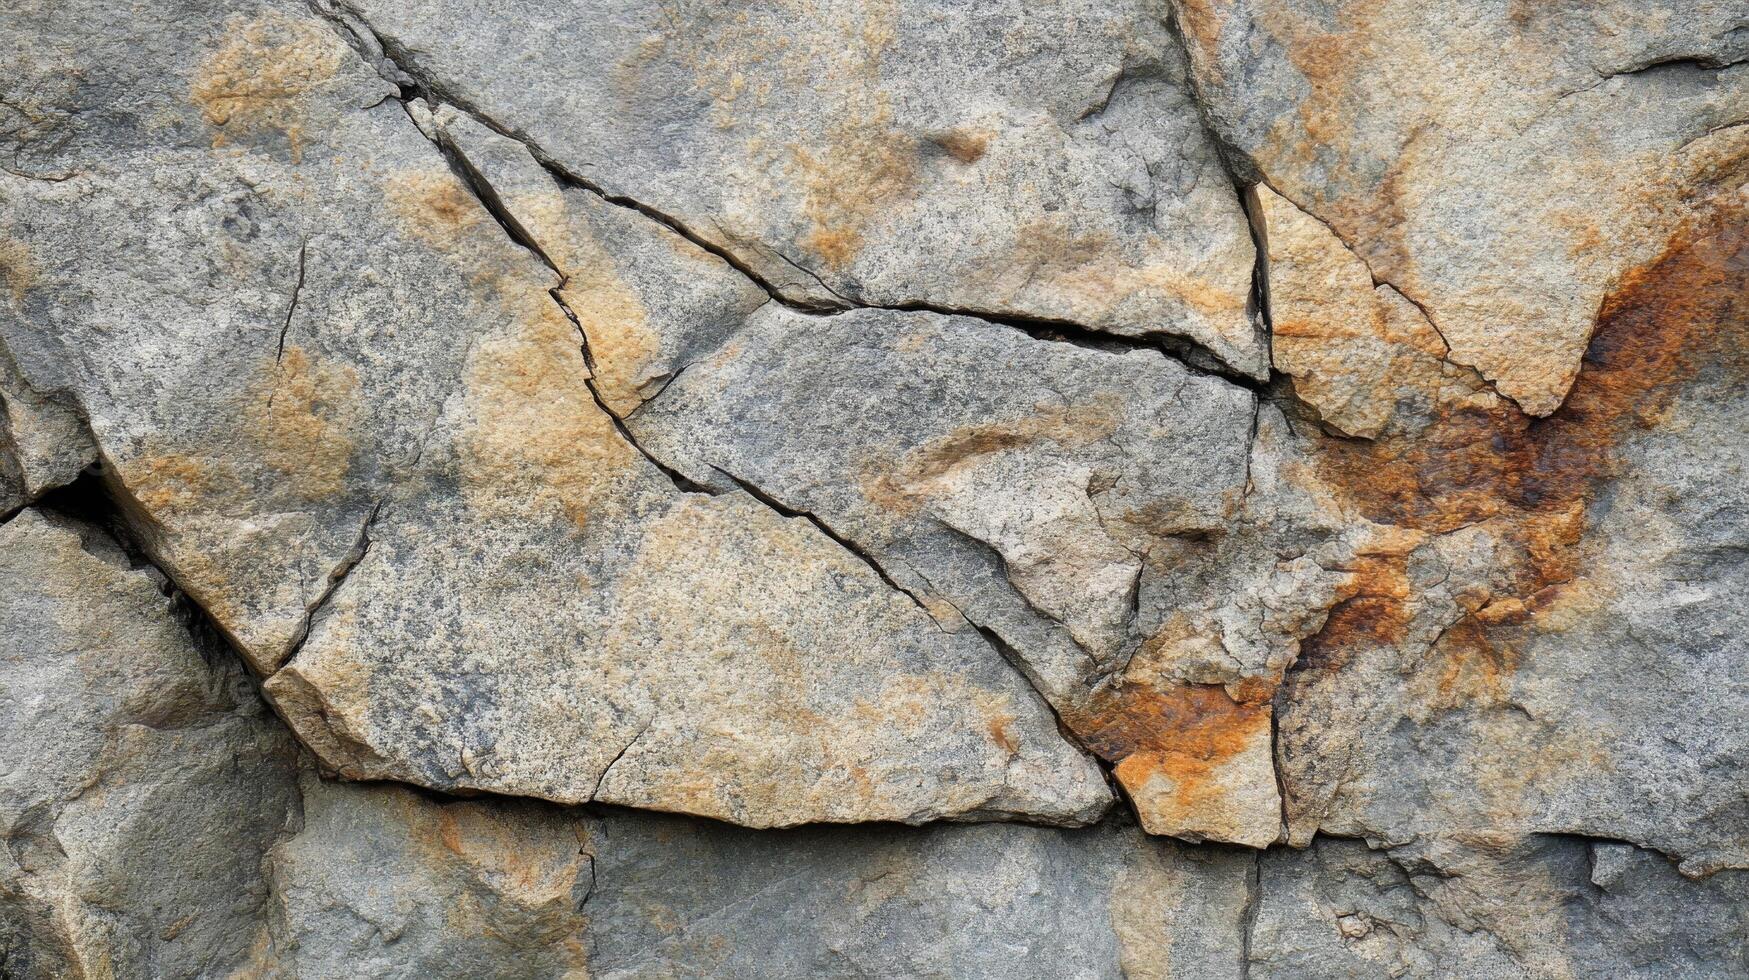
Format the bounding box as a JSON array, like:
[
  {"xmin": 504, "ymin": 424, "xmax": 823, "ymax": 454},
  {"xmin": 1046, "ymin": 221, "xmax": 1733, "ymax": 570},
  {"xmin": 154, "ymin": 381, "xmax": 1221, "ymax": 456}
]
[
  {"xmin": 332, "ymin": 0, "xmax": 1267, "ymax": 377},
  {"xmin": 630, "ymin": 304, "xmax": 1294, "ymax": 843},
  {"xmin": 424, "ymin": 105, "xmax": 771, "ymax": 418},
  {"xmin": 1, "ymin": 0, "xmax": 1108, "ymax": 829},
  {"xmin": 1250, "ymin": 836, "xmax": 1749, "ymax": 978},
  {"xmin": 1177, "ymin": 0, "xmax": 1749, "ymax": 414},
  {"xmin": 582, "ymin": 813, "xmax": 1252, "ymax": 980},
  {"xmin": 0, "ymin": 509, "xmax": 301, "ymax": 979},
  {"xmin": 241, "ymin": 773, "xmax": 593, "ymax": 979},
  {"xmin": 7, "ymin": 0, "xmax": 1749, "ymax": 969},
  {"xmin": 1276, "ymin": 191, "xmax": 1749, "ymax": 874},
  {"xmin": 1251, "ymin": 184, "xmax": 1498, "ymax": 439}
]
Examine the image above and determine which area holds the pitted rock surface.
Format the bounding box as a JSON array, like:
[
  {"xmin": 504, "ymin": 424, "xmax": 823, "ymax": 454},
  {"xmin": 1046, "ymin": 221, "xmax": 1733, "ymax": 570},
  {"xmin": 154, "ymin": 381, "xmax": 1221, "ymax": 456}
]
[{"xmin": 3, "ymin": 0, "xmax": 1747, "ymax": 975}]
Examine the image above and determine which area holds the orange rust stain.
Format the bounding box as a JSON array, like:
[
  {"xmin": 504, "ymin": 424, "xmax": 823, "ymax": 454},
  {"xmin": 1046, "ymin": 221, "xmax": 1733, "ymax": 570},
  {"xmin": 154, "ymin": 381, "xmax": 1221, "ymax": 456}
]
[
  {"xmin": 1302, "ymin": 201, "xmax": 1749, "ymax": 688},
  {"xmin": 1297, "ymin": 541, "xmax": 1416, "ymax": 672},
  {"xmin": 1430, "ymin": 614, "xmax": 1523, "ymax": 709},
  {"xmin": 1066, "ymin": 682, "xmax": 1269, "ymax": 811},
  {"xmin": 124, "ymin": 453, "xmax": 231, "ymax": 516},
  {"xmin": 190, "ymin": 12, "xmax": 344, "ymax": 161}
]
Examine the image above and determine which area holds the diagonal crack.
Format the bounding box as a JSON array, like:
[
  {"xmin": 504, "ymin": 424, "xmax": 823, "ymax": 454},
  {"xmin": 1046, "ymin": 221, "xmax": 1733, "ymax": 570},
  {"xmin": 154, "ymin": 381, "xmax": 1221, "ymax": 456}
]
[
  {"xmin": 278, "ymin": 499, "xmax": 383, "ymax": 671},
  {"xmin": 709, "ymin": 465, "xmax": 933, "ymax": 616},
  {"xmin": 275, "ymin": 239, "xmax": 308, "ymax": 366},
  {"xmin": 311, "ymin": 1, "xmax": 1273, "ymax": 398}
]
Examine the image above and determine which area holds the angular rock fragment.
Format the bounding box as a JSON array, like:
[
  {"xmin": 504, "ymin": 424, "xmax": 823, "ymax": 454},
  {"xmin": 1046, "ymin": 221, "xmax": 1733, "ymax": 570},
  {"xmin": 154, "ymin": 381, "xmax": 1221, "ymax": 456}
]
[
  {"xmin": 334, "ymin": 0, "xmax": 1267, "ymax": 376},
  {"xmin": 1, "ymin": 0, "xmax": 1107, "ymax": 829},
  {"xmin": 1250, "ymin": 836, "xmax": 1749, "ymax": 978},
  {"xmin": 1275, "ymin": 193, "xmax": 1749, "ymax": 873},
  {"xmin": 1251, "ymin": 185, "xmax": 1498, "ymax": 438},
  {"xmin": 1178, "ymin": 0, "xmax": 1749, "ymax": 413},
  {"xmin": 241, "ymin": 774, "xmax": 593, "ymax": 979},
  {"xmin": 631, "ymin": 305, "xmax": 1342, "ymax": 846},
  {"xmin": 0, "ymin": 509, "xmax": 301, "ymax": 979}
]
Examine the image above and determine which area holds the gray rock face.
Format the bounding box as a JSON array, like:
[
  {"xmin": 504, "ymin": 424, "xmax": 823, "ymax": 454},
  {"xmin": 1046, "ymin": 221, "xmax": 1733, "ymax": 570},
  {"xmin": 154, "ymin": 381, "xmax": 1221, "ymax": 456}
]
[
  {"xmin": 5, "ymin": 0, "xmax": 1749, "ymax": 973},
  {"xmin": 332, "ymin": 0, "xmax": 1268, "ymax": 377},
  {"xmin": 1176, "ymin": 0, "xmax": 1749, "ymax": 414},
  {"xmin": 0, "ymin": 509, "xmax": 300, "ymax": 979},
  {"xmin": 2, "ymin": 0, "xmax": 1107, "ymax": 831},
  {"xmin": 582, "ymin": 813, "xmax": 1253, "ymax": 980}
]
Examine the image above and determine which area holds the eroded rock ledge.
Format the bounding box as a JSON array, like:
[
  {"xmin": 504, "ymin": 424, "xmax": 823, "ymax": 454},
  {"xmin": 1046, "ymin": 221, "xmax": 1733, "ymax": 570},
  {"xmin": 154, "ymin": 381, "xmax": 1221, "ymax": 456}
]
[{"xmin": 3, "ymin": 0, "xmax": 1746, "ymax": 975}]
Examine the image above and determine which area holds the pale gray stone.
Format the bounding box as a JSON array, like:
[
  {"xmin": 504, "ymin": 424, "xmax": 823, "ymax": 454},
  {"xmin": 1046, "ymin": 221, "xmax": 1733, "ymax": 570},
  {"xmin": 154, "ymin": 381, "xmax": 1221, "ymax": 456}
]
[
  {"xmin": 0, "ymin": 509, "xmax": 300, "ymax": 979},
  {"xmin": 329, "ymin": 0, "xmax": 1268, "ymax": 377}
]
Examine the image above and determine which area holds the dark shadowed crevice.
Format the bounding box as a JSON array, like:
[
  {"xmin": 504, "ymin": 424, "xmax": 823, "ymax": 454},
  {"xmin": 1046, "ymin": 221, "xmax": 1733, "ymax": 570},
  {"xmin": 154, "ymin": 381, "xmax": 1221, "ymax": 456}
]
[{"xmin": 1238, "ymin": 848, "xmax": 1262, "ymax": 979}]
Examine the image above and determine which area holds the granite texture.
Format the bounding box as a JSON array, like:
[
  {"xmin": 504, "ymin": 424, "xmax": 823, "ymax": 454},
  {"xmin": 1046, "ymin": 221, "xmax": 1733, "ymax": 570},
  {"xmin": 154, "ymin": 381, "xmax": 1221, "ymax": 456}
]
[{"xmin": 3, "ymin": 0, "xmax": 1746, "ymax": 974}]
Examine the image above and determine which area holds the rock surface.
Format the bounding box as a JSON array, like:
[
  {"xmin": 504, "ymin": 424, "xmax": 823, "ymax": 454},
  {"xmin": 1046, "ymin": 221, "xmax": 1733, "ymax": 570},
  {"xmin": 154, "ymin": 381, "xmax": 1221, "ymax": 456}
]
[{"xmin": 5, "ymin": 0, "xmax": 1749, "ymax": 974}]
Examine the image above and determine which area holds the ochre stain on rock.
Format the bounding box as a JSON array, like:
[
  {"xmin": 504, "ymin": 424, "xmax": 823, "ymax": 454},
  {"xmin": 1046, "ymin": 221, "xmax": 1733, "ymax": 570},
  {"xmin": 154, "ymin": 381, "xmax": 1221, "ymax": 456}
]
[
  {"xmin": 1067, "ymin": 682, "xmax": 1270, "ymax": 815},
  {"xmin": 190, "ymin": 11, "xmax": 344, "ymax": 161},
  {"xmin": 383, "ymin": 170, "xmax": 490, "ymax": 248},
  {"xmin": 0, "ymin": 236, "xmax": 40, "ymax": 305},
  {"xmin": 1302, "ymin": 199, "xmax": 1749, "ymax": 684},
  {"xmin": 1296, "ymin": 529, "xmax": 1421, "ymax": 672},
  {"xmin": 795, "ymin": 108, "xmax": 919, "ymax": 270},
  {"xmin": 460, "ymin": 302, "xmax": 639, "ymax": 530},
  {"xmin": 930, "ymin": 128, "xmax": 992, "ymax": 164},
  {"xmin": 124, "ymin": 453, "xmax": 235, "ymax": 518},
  {"xmin": 517, "ymin": 190, "xmax": 663, "ymax": 417},
  {"xmin": 251, "ymin": 346, "xmax": 360, "ymax": 502}
]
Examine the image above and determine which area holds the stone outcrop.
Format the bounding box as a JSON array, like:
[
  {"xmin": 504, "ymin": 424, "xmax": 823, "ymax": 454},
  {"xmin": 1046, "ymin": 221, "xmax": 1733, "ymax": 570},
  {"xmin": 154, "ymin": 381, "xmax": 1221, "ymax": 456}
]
[{"xmin": 3, "ymin": 0, "xmax": 1746, "ymax": 974}]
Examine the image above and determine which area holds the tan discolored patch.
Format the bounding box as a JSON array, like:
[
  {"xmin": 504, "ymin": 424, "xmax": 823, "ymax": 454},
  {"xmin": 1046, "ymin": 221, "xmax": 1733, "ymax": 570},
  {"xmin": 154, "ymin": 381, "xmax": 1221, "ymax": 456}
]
[
  {"xmin": 248, "ymin": 346, "xmax": 360, "ymax": 502},
  {"xmin": 794, "ymin": 108, "xmax": 920, "ymax": 270},
  {"xmin": 530, "ymin": 195, "xmax": 663, "ymax": 417},
  {"xmin": 382, "ymin": 169, "xmax": 491, "ymax": 249},
  {"xmin": 999, "ymin": 219, "xmax": 1251, "ymax": 324},
  {"xmin": 1254, "ymin": 183, "xmax": 1493, "ymax": 437},
  {"xmin": 120, "ymin": 453, "xmax": 237, "ymax": 518},
  {"xmin": 459, "ymin": 295, "xmax": 639, "ymax": 530},
  {"xmin": 190, "ymin": 11, "xmax": 346, "ymax": 161},
  {"xmin": 929, "ymin": 128, "xmax": 993, "ymax": 164},
  {"xmin": 0, "ymin": 236, "xmax": 40, "ymax": 306},
  {"xmin": 864, "ymin": 397, "xmax": 1121, "ymax": 514}
]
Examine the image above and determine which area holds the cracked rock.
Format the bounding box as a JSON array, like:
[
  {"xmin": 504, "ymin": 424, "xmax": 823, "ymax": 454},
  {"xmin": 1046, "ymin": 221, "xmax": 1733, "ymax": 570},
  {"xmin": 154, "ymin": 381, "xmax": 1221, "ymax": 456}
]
[
  {"xmin": 4, "ymin": 0, "xmax": 1749, "ymax": 973},
  {"xmin": 331, "ymin": 0, "xmax": 1268, "ymax": 377}
]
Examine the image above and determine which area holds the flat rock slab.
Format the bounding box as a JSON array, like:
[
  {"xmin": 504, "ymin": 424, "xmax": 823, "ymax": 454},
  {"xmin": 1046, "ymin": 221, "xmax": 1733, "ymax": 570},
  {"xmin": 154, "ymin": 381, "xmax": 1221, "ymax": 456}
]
[{"xmin": 335, "ymin": 0, "xmax": 1268, "ymax": 377}]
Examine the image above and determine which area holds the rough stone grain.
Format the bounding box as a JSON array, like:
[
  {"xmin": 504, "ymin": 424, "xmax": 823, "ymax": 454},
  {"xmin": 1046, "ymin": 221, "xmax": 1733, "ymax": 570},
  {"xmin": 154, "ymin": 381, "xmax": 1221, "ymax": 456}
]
[
  {"xmin": 1, "ymin": 0, "xmax": 1108, "ymax": 830},
  {"xmin": 1177, "ymin": 0, "xmax": 1749, "ymax": 414},
  {"xmin": 332, "ymin": 0, "xmax": 1268, "ymax": 377},
  {"xmin": 0, "ymin": 509, "xmax": 300, "ymax": 979}
]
